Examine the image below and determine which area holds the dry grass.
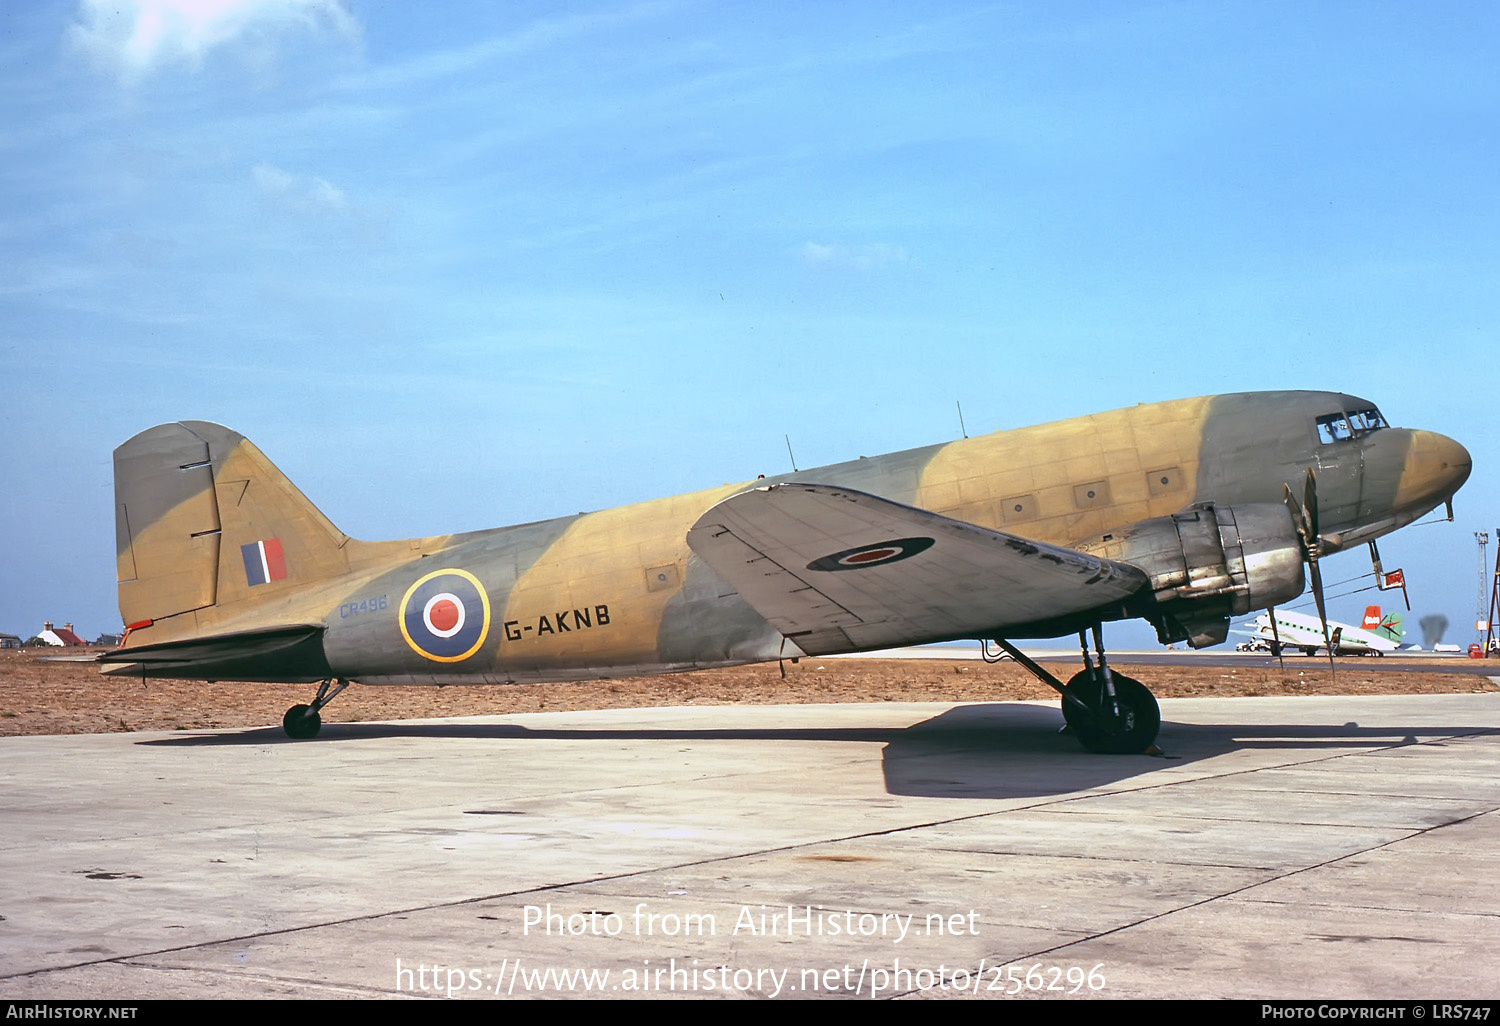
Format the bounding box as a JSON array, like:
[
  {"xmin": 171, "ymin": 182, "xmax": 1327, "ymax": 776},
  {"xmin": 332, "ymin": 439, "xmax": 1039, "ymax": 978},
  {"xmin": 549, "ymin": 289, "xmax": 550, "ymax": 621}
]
[{"xmin": 0, "ymin": 649, "xmax": 1492, "ymax": 737}]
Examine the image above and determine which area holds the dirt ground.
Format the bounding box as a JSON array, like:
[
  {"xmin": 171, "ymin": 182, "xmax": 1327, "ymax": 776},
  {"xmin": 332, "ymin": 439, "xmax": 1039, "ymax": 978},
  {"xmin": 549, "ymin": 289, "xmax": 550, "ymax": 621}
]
[{"xmin": 0, "ymin": 648, "xmax": 1494, "ymax": 737}]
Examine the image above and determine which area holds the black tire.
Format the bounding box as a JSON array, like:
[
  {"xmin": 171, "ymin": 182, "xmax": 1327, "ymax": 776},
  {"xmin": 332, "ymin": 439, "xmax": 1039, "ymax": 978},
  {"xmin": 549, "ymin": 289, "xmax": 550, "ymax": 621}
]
[
  {"xmin": 283, "ymin": 704, "xmax": 322, "ymax": 739},
  {"xmin": 1061, "ymin": 671, "xmax": 1161, "ymax": 754}
]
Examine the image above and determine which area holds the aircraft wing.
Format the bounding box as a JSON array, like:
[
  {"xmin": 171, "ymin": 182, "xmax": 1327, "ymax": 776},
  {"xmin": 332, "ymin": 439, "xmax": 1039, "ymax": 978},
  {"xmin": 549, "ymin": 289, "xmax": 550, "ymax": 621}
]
[{"xmin": 686, "ymin": 483, "xmax": 1149, "ymax": 655}]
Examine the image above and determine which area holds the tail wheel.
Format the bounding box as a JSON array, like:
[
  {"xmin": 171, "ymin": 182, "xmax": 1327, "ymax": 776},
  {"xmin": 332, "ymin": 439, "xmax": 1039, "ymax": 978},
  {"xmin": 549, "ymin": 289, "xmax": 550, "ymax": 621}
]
[
  {"xmin": 1061, "ymin": 671, "xmax": 1160, "ymax": 754},
  {"xmin": 283, "ymin": 704, "xmax": 322, "ymax": 739}
]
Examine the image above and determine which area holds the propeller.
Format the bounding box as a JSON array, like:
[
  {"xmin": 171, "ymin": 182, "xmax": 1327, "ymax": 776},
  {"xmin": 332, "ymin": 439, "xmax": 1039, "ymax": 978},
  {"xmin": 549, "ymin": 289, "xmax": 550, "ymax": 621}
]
[{"xmin": 1284, "ymin": 467, "xmax": 1336, "ymax": 674}]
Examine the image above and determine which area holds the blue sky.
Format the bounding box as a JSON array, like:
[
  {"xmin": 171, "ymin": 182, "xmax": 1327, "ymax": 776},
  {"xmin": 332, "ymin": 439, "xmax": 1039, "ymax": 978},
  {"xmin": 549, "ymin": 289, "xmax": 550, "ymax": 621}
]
[{"xmin": 1, "ymin": 1, "xmax": 1495, "ymax": 649}]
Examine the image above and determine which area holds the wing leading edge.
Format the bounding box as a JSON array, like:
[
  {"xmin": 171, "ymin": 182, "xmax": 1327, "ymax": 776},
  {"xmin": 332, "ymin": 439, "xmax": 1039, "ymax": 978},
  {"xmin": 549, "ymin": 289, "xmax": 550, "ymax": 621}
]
[{"xmin": 686, "ymin": 483, "xmax": 1149, "ymax": 655}]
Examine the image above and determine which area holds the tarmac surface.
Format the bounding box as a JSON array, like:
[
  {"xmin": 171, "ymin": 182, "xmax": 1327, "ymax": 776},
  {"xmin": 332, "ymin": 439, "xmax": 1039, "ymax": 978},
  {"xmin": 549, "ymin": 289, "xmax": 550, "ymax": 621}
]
[
  {"xmin": 847, "ymin": 645, "xmax": 1500, "ymax": 674},
  {"xmin": 3, "ymin": 691, "xmax": 1500, "ymax": 1000}
]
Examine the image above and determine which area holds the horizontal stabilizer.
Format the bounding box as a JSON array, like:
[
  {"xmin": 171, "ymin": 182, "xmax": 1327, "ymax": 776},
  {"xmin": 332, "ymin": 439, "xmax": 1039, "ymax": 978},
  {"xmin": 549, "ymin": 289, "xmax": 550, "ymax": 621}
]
[
  {"xmin": 99, "ymin": 624, "xmax": 331, "ymax": 682},
  {"xmin": 687, "ymin": 483, "xmax": 1149, "ymax": 654}
]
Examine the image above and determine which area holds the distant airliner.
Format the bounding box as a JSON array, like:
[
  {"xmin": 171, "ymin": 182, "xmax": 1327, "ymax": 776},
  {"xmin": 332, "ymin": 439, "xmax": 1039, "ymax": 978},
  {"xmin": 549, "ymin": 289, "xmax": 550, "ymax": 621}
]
[{"xmin": 1237, "ymin": 605, "xmax": 1403, "ymax": 656}]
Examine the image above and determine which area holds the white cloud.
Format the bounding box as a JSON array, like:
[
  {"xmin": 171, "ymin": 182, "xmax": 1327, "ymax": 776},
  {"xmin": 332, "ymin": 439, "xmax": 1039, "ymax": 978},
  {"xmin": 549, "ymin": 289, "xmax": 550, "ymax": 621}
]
[
  {"xmin": 798, "ymin": 242, "xmax": 910, "ymax": 271},
  {"xmin": 70, "ymin": 0, "xmax": 355, "ymax": 80},
  {"xmin": 253, "ymin": 162, "xmax": 348, "ymax": 214}
]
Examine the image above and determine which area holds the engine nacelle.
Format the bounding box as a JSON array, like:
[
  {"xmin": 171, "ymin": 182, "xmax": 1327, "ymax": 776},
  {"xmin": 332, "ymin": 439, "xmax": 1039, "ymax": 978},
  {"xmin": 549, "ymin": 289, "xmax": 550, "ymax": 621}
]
[{"xmin": 1077, "ymin": 503, "xmax": 1305, "ymax": 648}]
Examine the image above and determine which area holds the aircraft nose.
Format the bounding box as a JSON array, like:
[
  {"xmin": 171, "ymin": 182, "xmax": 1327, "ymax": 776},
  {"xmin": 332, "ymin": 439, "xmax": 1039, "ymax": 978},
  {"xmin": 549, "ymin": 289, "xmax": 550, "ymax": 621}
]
[{"xmin": 1396, "ymin": 430, "xmax": 1472, "ymax": 512}]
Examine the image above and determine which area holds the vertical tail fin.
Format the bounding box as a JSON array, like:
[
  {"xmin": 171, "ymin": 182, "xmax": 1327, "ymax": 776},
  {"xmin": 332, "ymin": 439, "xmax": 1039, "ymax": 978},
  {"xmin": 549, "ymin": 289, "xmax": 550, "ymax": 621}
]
[
  {"xmin": 115, "ymin": 422, "xmax": 350, "ymax": 627},
  {"xmin": 1359, "ymin": 605, "xmax": 1403, "ymax": 642}
]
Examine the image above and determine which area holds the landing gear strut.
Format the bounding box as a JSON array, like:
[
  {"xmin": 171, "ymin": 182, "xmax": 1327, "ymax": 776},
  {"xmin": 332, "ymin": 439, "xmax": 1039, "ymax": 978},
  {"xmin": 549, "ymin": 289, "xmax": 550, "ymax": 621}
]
[
  {"xmin": 988, "ymin": 627, "xmax": 1161, "ymax": 754},
  {"xmin": 283, "ymin": 678, "xmax": 349, "ymax": 739}
]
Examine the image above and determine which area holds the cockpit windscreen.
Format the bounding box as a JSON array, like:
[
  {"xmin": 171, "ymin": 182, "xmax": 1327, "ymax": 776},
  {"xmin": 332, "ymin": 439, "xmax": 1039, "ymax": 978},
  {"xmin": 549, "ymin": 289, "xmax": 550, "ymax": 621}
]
[{"xmin": 1317, "ymin": 407, "xmax": 1387, "ymax": 444}]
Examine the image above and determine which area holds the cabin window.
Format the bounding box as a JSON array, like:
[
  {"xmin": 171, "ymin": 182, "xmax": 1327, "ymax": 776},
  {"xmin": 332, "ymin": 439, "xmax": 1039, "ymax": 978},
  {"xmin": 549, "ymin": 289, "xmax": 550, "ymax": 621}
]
[
  {"xmin": 1147, "ymin": 467, "xmax": 1183, "ymax": 497},
  {"xmin": 1002, "ymin": 494, "xmax": 1037, "ymax": 522},
  {"xmin": 645, "ymin": 564, "xmax": 681, "ymax": 593},
  {"xmin": 1072, "ymin": 481, "xmax": 1110, "ymax": 509}
]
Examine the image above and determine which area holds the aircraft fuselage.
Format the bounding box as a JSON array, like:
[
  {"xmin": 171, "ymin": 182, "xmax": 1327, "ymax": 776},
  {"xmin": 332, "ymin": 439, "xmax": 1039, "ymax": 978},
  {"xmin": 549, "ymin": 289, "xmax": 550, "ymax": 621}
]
[{"xmin": 108, "ymin": 391, "xmax": 1470, "ymax": 686}]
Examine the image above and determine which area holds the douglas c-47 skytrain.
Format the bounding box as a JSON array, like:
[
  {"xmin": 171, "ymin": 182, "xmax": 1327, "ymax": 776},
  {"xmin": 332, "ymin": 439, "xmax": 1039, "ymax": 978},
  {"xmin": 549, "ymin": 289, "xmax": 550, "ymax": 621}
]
[{"xmin": 101, "ymin": 391, "xmax": 1471, "ymax": 753}]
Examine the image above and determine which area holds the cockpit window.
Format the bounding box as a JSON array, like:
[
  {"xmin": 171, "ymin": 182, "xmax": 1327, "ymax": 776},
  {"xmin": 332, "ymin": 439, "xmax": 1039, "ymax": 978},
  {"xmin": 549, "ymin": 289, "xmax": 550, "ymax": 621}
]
[
  {"xmin": 1316, "ymin": 407, "xmax": 1387, "ymax": 444},
  {"xmin": 1346, "ymin": 408, "xmax": 1387, "ymax": 434},
  {"xmin": 1316, "ymin": 413, "xmax": 1352, "ymax": 444}
]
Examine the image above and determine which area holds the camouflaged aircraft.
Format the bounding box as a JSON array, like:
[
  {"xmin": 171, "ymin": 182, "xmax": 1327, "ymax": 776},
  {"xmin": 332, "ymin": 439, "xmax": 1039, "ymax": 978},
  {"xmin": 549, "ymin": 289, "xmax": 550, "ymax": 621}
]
[{"xmin": 101, "ymin": 391, "xmax": 1471, "ymax": 752}]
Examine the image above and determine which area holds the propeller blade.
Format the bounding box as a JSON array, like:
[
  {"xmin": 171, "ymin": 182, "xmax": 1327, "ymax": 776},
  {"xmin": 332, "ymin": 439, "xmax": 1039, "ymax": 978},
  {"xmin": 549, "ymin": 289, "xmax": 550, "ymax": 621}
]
[
  {"xmin": 1302, "ymin": 467, "xmax": 1320, "ymax": 551},
  {"xmin": 1285, "ymin": 467, "xmax": 1332, "ymax": 676},
  {"xmin": 1284, "ymin": 482, "xmax": 1313, "ymax": 550},
  {"xmin": 1311, "ymin": 560, "xmax": 1335, "ymax": 676},
  {"xmin": 1304, "ymin": 470, "xmax": 1335, "ymax": 676},
  {"xmin": 1309, "ymin": 558, "xmax": 1331, "ymax": 643},
  {"xmin": 1267, "ymin": 606, "xmax": 1285, "ymax": 669}
]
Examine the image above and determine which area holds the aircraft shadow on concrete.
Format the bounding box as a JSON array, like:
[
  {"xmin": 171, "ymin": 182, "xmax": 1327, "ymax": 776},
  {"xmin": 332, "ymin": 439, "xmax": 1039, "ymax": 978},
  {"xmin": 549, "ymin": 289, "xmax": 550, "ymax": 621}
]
[{"xmin": 136, "ymin": 704, "xmax": 1497, "ymax": 801}]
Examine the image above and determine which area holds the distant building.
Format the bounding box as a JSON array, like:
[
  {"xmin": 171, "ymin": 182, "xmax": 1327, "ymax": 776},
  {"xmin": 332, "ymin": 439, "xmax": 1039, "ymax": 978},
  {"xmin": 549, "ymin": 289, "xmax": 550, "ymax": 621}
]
[
  {"xmin": 94, "ymin": 633, "xmax": 122, "ymax": 647},
  {"xmin": 37, "ymin": 621, "xmax": 87, "ymax": 647},
  {"xmin": 0, "ymin": 634, "xmax": 21, "ymax": 649}
]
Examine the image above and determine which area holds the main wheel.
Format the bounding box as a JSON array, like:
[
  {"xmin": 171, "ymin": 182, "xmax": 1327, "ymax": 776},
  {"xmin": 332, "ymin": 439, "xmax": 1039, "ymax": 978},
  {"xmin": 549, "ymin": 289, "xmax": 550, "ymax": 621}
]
[
  {"xmin": 1060, "ymin": 671, "xmax": 1160, "ymax": 754},
  {"xmin": 283, "ymin": 704, "xmax": 322, "ymax": 739}
]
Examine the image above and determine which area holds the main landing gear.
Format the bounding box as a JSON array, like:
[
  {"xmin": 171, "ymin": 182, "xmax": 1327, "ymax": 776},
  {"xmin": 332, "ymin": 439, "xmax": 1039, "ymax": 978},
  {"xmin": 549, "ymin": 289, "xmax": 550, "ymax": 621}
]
[
  {"xmin": 987, "ymin": 627, "xmax": 1161, "ymax": 754},
  {"xmin": 283, "ymin": 678, "xmax": 349, "ymax": 739}
]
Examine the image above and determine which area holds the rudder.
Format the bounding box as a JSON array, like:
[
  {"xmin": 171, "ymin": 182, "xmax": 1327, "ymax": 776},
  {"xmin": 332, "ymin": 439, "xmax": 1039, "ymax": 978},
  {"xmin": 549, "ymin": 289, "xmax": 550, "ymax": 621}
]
[{"xmin": 1374, "ymin": 611, "xmax": 1403, "ymax": 642}]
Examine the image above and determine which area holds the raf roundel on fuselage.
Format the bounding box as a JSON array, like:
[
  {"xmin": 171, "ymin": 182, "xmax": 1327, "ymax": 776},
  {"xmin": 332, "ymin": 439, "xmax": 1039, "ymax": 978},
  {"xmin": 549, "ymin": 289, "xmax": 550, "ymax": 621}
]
[{"xmin": 399, "ymin": 568, "xmax": 491, "ymax": 662}]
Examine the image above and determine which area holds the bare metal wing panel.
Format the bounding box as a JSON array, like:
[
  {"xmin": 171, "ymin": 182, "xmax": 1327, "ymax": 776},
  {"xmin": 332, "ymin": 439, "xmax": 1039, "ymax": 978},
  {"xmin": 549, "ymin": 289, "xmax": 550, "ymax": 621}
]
[{"xmin": 687, "ymin": 483, "xmax": 1149, "ymax": 653}]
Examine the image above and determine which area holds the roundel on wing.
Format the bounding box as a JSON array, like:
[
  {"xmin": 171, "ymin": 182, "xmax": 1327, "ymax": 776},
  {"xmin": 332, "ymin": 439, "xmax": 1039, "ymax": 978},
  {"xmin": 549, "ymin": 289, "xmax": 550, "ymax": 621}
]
[
  {"xmin": 806, "ymin": 537, "xmax": 936, "ymax": 572},
  {"xmin": 399, "ymin": 569, "xmax": 490, "ymax": 662}
]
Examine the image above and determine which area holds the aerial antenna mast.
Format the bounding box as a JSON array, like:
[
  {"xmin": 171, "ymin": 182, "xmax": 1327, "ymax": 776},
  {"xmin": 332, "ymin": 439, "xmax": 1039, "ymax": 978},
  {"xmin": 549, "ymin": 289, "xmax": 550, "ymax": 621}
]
[
  {"xmin": 1482, "ymin": 530, "xmax": 1499, "ymax": 657},
  {"xmin": 1478, "ymin": 532, "xmax": 1491, "ymax": 649}
]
